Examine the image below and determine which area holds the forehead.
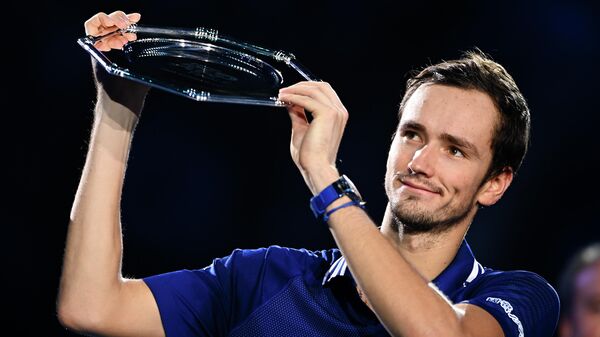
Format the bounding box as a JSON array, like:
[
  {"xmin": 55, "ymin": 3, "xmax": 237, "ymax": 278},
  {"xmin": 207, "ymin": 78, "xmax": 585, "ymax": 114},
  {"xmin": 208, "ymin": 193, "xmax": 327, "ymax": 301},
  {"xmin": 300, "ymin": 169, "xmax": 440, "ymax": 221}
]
[{"xmin": 400, "ymin": 84, "xmax": 499, "ymax": 151}]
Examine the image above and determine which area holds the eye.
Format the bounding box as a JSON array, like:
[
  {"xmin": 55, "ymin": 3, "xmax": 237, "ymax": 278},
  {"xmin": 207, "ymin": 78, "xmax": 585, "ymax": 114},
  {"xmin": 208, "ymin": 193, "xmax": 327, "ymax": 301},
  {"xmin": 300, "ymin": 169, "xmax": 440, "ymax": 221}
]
[
  {"xmin": 449, "ymin": 147, "xmax": 465, "ymax": 158},
  {"xmin": 401, "ymin": 130, "xmax": 421, "ymax": 142}
]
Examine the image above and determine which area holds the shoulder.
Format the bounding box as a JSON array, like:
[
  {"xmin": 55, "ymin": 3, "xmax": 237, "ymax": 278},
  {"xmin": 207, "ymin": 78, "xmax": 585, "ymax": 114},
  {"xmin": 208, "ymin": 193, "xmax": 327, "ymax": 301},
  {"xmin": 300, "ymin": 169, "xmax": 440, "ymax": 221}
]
[
  {"xmin": 464, "ymin": 269, "xmax": 560, "ymax": 337},
  {"xmin": 476, "ymin": 268, "xmax": 551, "ymax": 283},
  {"xmin": 468, "ymin": 269, "xmax": 559, "ymax": 311},
  {"xmin": 215, "ymin": 245, "xmax": 339, "ymax": 278},
  {"xmin": 221, "ymin": 245, "xmax": 338, "ymax": 265},
  {"xmin": 473, "ymin": 269, "xmax": 558, "ymax": 297}
]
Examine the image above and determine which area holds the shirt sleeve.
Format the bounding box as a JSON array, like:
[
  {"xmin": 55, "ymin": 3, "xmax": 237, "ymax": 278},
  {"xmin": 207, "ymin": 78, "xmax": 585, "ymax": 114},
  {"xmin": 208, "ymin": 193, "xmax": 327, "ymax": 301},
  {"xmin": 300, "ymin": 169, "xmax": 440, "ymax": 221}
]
[
  {"xmin": 463, "ymin": 270, "xmax": 560, "ymax": 337},
  {"xmin": 142, "ymin": 246, "xmax": 304, "ymax": 337},
  {"xmin": 143, "ymin": 258, "xmax": 232, "ymax": 337},
  {"xmin": 144, "ymin": 247, "xmax": 274, "ymax": 337}
]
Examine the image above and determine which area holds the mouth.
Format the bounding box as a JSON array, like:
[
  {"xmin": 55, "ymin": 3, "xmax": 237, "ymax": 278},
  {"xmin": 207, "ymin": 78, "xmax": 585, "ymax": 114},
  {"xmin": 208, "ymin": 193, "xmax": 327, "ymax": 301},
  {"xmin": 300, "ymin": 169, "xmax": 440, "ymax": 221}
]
[{"xmin": 398, "ymin": 177, "xmax": 442, "ymax": 195}]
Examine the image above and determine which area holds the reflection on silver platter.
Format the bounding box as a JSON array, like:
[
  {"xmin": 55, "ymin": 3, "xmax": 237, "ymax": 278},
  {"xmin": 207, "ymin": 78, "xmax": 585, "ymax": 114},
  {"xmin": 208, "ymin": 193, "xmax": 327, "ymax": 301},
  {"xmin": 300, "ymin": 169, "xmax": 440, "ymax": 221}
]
[{"xmin": 78, "ymin": 24, "xmax": 319, "ymax": 107}]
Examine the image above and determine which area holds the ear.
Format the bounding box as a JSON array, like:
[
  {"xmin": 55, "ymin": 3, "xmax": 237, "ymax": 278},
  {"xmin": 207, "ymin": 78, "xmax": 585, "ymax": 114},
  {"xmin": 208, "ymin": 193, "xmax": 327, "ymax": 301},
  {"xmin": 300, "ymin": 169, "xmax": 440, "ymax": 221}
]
[{"xmin": 477, "ymin": 167, "xmax": 513, "ymax": 206}]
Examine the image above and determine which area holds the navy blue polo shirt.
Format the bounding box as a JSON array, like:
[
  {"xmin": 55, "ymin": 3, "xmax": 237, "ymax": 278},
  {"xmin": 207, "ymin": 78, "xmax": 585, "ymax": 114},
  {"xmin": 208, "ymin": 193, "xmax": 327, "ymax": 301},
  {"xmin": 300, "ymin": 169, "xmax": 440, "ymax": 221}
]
[{"xmin": 144, "ymin": 240, "xmax": 559, "ymax": 337}]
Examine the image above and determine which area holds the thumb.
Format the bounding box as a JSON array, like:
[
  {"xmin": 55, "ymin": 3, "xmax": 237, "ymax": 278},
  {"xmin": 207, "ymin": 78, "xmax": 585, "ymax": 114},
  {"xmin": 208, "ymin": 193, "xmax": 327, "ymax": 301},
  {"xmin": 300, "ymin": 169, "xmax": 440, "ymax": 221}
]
[
  {"xmin": 287, "ymin": 104, "xmax": 309, "ymax": 150},
  {"xmin": 287, "ymin": 104, "xmax": 309, "ymax": 128}
]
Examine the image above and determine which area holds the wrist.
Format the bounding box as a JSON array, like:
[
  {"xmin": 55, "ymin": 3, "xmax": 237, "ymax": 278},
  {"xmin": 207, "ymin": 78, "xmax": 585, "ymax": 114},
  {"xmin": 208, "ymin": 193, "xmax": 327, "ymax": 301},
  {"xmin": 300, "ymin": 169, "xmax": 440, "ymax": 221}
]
[
  {"xmin": 309, "ymin": 174, "xmax": 366, "ymax": 222},
  {"xmin": 305, "ymin": 165, "xmax": 340, "ymax": 196},
  {"xmin": 92, "ymin": 59, "xmax": 149, "ymax": 117},
  {"xmin": 96, "ymin": 90, "xmax": 139, "ymax": 132}
]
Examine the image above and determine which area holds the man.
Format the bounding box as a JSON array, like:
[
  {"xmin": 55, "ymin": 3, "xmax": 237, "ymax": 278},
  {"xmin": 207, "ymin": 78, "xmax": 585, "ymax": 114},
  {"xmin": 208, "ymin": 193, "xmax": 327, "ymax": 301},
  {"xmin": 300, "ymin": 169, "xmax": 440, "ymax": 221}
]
[
  {"xmin": 57, "ymin": 10, "xmax": 559, "ymax": 337},
  {"xmin": 558, "ymin": 243, "xmax": 600, "ymax": 337}
]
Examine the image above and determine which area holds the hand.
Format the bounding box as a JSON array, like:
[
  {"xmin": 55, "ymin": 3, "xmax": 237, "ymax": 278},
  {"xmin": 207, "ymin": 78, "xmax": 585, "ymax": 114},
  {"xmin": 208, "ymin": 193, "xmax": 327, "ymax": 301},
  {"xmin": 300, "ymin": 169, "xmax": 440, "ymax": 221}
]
[
  {"xmin": 85, "ymin": 11, "xmax": 149, "ymax": 116},
  {"xmin": 85, "ymin": 11, "xmax": 140, "ymax": 51},
  {"xmin": 278, "ymin": 81, "xmax": 349, "ymax": 195}
]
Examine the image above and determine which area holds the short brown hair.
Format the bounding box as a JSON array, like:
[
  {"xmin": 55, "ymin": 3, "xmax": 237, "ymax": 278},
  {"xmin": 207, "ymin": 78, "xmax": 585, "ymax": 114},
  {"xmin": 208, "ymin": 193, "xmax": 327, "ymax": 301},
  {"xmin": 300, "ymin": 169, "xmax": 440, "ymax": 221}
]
[{"xmin": 398, "ymin": 50, "xmax": 531, "ymax": 180}]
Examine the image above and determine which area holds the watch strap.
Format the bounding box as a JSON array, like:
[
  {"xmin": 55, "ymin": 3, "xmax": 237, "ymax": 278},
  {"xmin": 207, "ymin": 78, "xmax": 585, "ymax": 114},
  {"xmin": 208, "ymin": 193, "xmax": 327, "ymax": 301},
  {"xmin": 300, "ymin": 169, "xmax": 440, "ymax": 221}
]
[{"xmin": 309, "ymin": 175, "xmax": 363, "ymax": 219}]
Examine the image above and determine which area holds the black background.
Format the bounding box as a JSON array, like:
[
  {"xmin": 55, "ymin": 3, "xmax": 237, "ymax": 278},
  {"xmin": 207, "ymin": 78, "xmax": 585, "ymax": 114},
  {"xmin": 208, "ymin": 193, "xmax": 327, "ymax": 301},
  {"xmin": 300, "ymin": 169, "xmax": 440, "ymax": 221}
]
[{"xmin": 9, "ymin": 1, "xmax": 600, "ymax": 336}]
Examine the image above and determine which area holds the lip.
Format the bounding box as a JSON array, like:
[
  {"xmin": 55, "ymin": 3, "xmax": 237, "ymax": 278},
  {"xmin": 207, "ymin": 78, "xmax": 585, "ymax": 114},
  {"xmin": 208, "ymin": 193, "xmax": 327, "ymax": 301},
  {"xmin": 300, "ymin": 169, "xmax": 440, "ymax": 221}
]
[{"xmin": 399, "ymin": 179, "xmax": 440, "ymax": 195}]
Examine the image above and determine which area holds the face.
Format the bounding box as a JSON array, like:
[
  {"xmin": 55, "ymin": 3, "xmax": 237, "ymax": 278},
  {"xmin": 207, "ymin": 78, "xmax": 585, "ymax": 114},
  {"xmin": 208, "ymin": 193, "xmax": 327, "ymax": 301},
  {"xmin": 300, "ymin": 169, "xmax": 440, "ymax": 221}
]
[
  {"xmin": 563, "ymin": 261, "xmax": 600, "ymax": 337},
  {"xmin": 384, "ymin": 84, "xmax": 501, "ymax": 234}
]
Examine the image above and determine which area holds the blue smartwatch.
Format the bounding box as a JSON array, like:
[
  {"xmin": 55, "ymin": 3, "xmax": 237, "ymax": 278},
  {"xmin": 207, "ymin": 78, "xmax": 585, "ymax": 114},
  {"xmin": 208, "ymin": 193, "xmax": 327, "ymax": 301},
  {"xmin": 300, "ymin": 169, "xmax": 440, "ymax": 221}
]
[{"xmin": 309, "ymin": 175, "xmax": 365, "ymax": 220}]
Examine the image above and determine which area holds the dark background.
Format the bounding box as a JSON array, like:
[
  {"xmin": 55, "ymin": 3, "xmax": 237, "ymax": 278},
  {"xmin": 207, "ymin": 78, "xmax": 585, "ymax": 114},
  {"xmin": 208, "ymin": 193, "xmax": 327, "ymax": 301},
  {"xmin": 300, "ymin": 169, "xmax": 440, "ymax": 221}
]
[{"xmin": 9, "ymin": 1, "xmax": 599, "ymax": 336}]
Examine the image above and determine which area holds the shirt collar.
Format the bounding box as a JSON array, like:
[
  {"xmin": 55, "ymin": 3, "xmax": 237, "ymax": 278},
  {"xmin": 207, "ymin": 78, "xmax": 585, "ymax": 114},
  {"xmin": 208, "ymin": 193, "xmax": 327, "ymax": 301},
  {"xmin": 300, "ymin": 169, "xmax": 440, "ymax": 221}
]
[
  {"xmin": 322, "ymin": 252, "xmax": 350, "ymax": 285},
  {"xmin": 431, "ymin": 240, "xmax": 484, "ymax": 294},
  {"xmin": 322, "ymin": 240, "xmax": 484, "ymax": 292}
]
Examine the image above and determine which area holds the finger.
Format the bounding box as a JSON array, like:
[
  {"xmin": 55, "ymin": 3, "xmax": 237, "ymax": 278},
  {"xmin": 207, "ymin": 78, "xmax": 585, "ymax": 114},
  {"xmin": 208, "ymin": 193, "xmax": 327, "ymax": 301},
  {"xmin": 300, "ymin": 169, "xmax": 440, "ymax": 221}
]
[
  {"xmin": 126, "ymin": 13, "xmax": 141, "ymax": 23},
  {"xmin": 280, "ymin": 81, "xmax": 324, "ymax": 95},
  {"xmin": 279, "ymin": 82, "xmax": 334, "ymax": 108},
  {"xmin": 123, "ymin": 32, "xmax": 137, "ymax": 41},
  {"xmin": 116, "ymin": 35, "xmax": 130, "ymax": 47},
  {"xmin": 287, "ymin": 104, "xmax": 309, "ymax": 127},
  {"xmin": 310, "ymin": 81, "xmax": 346, "ymax": 112},
  {"xmin": 316, "ymin": 81, "xmax": 347, "ymax": 111},
  {"xmin": 108, "ymin": 10, "xmax": 130, "ymax": 30},
  {"xmin": 93, "ymin": 33, "xmax": 131, "ymax": 51},
  {"xmin": 281, "ymin": 81, "xmax": 346, "ymax": 112},
  {"xmin": 107, "ymin": 37, "xmax": 125, "ymax": 50},
  {"xmin": 94, "ymin": 40, "xmax": 111, "ymax": 52},
  {"xmin": 96, "ymin": 25, "xmax": 119, "ymax": 37},
  {"xmin": 85, "ymin": 12, "xmax": 116, "ymax": 36},
  {"xmin": 278, "ymin": 93, "xmax": 330, "ymax": 119},
  {"xmin": 287, "ymin": 105, "xmax": 309, "ymax": 152},
  {"xmin": 280, "ymin": 92, "xmax": 348, "ymax": 125}
]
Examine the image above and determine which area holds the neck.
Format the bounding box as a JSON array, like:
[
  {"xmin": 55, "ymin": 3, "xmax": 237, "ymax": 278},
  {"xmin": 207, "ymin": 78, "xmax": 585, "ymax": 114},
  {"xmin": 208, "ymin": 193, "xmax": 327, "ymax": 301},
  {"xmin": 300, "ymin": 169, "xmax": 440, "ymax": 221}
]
[{"xmin": 379, "ymin": 203, "xmax": 472, "ymax": 281}]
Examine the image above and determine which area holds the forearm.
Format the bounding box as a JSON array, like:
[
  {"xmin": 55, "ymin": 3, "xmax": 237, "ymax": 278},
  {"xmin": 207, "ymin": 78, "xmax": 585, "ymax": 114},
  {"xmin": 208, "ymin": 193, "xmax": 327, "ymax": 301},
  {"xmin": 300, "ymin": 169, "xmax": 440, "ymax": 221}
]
[
  {"xmin": 309, "ymin": 170, "xmax": 465, "ymax": 337},
  {"xmin": 58, "ymin": 90, "xmax": 138, "ymax": 323},
  {"xmin": 328, "ymin": 208, "xmax": 465, "ymax": 337}
]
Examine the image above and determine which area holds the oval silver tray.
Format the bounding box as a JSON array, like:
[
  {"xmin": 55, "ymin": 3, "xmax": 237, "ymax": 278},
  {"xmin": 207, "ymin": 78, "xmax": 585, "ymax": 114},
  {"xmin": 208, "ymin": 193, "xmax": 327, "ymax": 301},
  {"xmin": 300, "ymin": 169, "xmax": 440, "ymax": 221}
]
[{"xmin": 78, "ymin": 24, "xmax": 319, "ymax": 107}]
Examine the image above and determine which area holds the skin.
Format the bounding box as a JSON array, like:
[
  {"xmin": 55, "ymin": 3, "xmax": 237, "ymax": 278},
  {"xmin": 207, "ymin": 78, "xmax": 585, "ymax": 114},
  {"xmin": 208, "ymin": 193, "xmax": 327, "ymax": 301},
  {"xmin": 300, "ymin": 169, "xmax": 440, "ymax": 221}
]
[
  {"xmin": 57, "ymin": 11, "xmax": 164, "ymax": 337},
  {"xmin": 384, "ymin": 84, "xmax": 498, "ymax": 236},
  {"xmin": 279, "ymin": 82, "xmax": 513, "ymax": 337},
  {"xmin": 559, "ymin": 261, "xmax": 600, "ymax": 337},
  {"xmin": 57, "ymin": 10, "xmax": 514, "ymax": 337}
]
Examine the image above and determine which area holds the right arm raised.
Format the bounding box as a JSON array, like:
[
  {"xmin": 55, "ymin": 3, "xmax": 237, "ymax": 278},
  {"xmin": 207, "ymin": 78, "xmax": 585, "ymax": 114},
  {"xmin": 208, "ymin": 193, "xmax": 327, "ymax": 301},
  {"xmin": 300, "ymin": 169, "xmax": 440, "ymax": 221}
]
[{"xmin": 56, "ymin": 11, "xmax": 164, "ymax": 337}]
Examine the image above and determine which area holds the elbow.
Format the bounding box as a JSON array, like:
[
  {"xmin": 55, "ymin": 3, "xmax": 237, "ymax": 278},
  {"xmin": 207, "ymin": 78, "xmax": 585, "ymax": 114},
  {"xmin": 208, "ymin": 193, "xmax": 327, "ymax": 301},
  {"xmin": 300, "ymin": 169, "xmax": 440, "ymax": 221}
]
[
  {"xmin": 56, "ymin": 277, "xmax": 126, "ymax": 333},
  {"xmin": 56, "ymin": 303, "xmax": 82, "ymax": 332},
  {"xmin": 56, "ymin": 298, "xmax": 106, "ymax": 334}
]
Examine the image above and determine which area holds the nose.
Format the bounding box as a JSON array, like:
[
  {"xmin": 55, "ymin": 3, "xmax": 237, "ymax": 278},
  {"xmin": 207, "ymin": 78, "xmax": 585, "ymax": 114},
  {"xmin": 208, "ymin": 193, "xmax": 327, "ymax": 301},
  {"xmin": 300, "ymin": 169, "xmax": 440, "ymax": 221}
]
[{"xmin": 408, "ymin": 145, "xmax": 436, "ymax": 177}]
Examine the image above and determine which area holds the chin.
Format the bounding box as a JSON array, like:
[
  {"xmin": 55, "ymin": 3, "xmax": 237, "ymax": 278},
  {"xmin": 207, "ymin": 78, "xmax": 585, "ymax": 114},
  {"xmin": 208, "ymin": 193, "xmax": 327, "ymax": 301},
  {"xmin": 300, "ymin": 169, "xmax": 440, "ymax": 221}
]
[
  {"xmin": 391, "ymin": 200, "xmax": 435, "ymax": 222},
  {"xmin": 389, "ymin": 198, "xmax": 474, "ymax": 235}
]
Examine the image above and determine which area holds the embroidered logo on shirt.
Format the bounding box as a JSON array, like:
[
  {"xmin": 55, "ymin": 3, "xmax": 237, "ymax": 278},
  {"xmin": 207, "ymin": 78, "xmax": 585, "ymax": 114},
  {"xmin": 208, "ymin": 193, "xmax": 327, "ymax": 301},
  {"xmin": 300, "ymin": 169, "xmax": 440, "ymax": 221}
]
[{"xmin": 486, "ymin": 297, "xmax": 524, "ymax": 337}]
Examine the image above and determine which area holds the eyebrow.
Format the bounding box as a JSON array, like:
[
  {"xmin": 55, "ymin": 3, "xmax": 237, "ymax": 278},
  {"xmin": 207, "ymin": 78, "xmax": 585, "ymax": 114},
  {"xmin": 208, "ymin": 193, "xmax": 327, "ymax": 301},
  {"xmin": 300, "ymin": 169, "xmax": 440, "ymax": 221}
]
[
  {"xmin": 399, "ymin": 121, "xmax": 481, "ymax": 159},
  {"xmin": 441, "ymin": 133, "xmax": 481, "ymax": 159},
  {"xmin": 399, "ymin": 121, "xmax": 426, "ymax": 134}
]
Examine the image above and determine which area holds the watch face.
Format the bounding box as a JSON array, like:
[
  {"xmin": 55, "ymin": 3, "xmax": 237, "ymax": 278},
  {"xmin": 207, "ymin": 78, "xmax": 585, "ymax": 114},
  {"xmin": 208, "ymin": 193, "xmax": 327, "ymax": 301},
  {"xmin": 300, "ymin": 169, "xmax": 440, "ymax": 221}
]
[{"xmin": 337, "ymin": 175, "xmax": 362, "ymax": 200}]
